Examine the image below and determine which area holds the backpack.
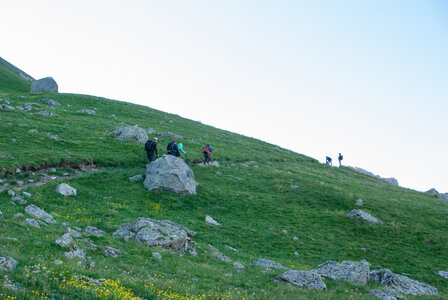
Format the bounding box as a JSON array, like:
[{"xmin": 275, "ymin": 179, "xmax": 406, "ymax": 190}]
[
  {"xmin": 145, "ymin": 141, "xmax": 154, "ymax": 152},
  {"xmin": 203, "ymin": 145, "xmax": 210, "ymax": 154}
]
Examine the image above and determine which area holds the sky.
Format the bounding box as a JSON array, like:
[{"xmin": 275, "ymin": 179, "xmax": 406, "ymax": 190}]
[{"xmin": 1, "ymin": 0, "xmax": 447, "ymax": 192}]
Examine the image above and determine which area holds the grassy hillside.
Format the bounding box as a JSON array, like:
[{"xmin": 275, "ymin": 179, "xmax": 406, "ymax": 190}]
[
  {"xmin": 0, "ymin": 74, "xmax": 447, "ymax": 299},
  {"xmin": 0, "ymin": 58, "xmax": 32, "ymax": 93}
]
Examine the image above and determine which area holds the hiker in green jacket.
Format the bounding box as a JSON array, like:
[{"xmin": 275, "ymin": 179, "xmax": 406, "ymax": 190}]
[{"xmin": 178, "ymin": 143, "xmax": 187, "ymax": 157}]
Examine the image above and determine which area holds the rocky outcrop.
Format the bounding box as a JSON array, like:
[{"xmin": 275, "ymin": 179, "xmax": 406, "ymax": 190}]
[
  {"xmin": 370, "ymin": 269, "xmax": 438, "ymax": 296},
  {"xmin": 25, "ymin": 204, "xmax": 56, "ymax": 224},
  {"xmin": 368, "ymin": 289, "xmax": 406, "ymax": 299},
  {"xmin": 313, "ymin": 259, "xmax": 370, "ymax": 285},
  {"xmin": 425, "ymin": 188, "xmax": 448, "ymax": 201},
  {"xmin": 112, "ymin": 125, "xmax": 147, "ymax": 143},
  {"xmin": 104, "ymin": 246, "xmax": 121, "ymax": 258},
  {"xmin": 252, "ymin": 259, "xmax": 289, "ymax": 270},
  {"xmin": 0, "ymin": 256, "xmax": 18, "ymax": 271},
  {"xmin": 30, "ymin": 77, "xmax": 58, "ymax": 93},
  {"xmin": 38, "ymin": 98, "xmax": 60, "ymax": 106},
  {"xmin": 56, "ymin": 183, "xmax": 77, "ymax": 196},
  {"xmin": 425, "ymin": 188, "xmax": 439, "ymax": 195},
  {"xmin": 350, "ymin": 167, "xmax": 399, "ymax": 186},
  {"xmin": 347, "ymin": 209, "xmax": 383, "ymax": 224},
  {"xmin": 113, "ymin": 218, "xmax": 196, "ymax": 254},
  {"xmin": 275, "ymin": 270, "xmax": 327, "ymax": 290},
  {"xmin": 144, "ymin": 155, "xmax": 197, "ymax": 195}
]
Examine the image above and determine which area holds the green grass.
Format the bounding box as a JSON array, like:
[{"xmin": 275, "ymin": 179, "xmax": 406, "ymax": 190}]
[
  {"xmin": 0, "ymin": 73, "xmax": 447, "ymax": 299},
  {"xmin": 0, "ymin": 61, "xmax": 31, "ymax": 94}
]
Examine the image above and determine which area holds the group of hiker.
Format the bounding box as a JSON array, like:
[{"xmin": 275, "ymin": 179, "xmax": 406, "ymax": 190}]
[
  {"xmin": 145, "ymin": 138, "xmax": 213, "ymax": 164},
  {"xmin": 326, "ymin": 153, "xmax": 343, "ymax": 167}
]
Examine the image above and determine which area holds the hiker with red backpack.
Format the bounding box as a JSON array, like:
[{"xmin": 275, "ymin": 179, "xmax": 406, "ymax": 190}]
[{"xmin": 203, "ymin": 144, "xmax": 213, "ymax": 165}]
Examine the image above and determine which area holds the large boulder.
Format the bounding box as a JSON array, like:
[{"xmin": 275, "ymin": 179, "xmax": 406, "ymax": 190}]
[
  {"xmin": 30, "ymin": 77, "xmax": 58, "ymax": 93},
  {"xmin": 113, "ymin": 217, "xmax": 196, "ymax": 254},
  {"xmin": 370, "ymin": 269, "xmax": 438, "ymax": 296},
  {"xmin": 313, "ymin": 259, "xmax": 370, "ymax": 285},
  {"xmin": 275, "ymin": 270, "xmax": 327, "ymax": 290},
  {"xmin": 0, "ymin": 256, "xmax": 18, "ymax": 271},
  {"xmin": 347, "ymin": 209, "xmax": 383, "ymax": 224},
  {"xmin": 112, "ymin": 125, "xmax": 147, "ymax": 143},
  {"xmin": 144, "ymin": 155, "xmax": 197, "ymax": 195}
]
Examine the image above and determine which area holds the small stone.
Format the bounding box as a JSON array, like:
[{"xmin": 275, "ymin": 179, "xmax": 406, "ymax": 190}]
[
  {"xmin": 12, "ymin": 196, "xmax": 27, "ymax": 205},
  {"xmin": 56, "ymin": 183, "xmax": 77, "ymax": 196},
  {"xmin": 49, "ymin": 167, "xmax": 57, "ymax": 172},
  {"xmin": 11, "ymin": 138, "xmax": 16, "ymax": 143},
  {"xmin": 293, "ymin": 236, "xmax": 299, "ymax": 241},
  {"xmin": 84, "ymin": 225, "xmax": 105, "ymax": 237},
  {"xmin": 0, "ymin": 256, "xmax": 18, "ymax": 271},
  {"xmin": 54, "ymin": 260, "xmax": 63, "ymax": 265},
  {"xmin": 35, "ymin": 110, "xmax": 57, "ymax": 116},
  {"xmin": 65, "ymin": 245, "xmax": 86, "ymax": 260},
  {"xmin": 46, "ymin": 132, "xmax": 60, "ymax": 140},
  {"xmin": 368, "ymin": 289, "xmax": 406, "ymax": 299},
  {"xmin": 55, "ymin": 233, "xmax": 74, "ymax": 248},
  {"xmin": 25, "ymin": 218, "xmax": 40, "ymax": 228},
  {"xmin": 25, "ymin": 204, "xmax": 56, "ymax": 224},
  {"xmin": 314, "ymin": 259, "xmax": 370, "ymax": 285},
  {"xmin": 356, "ymin": 199, "xmax": 364, "ymax": 206},
  {"xmin": 347, "ymin": 209, "xmax": 383, "ymax": 224},
  {"xmin": 152, "ymin": 252, "xmax": 163, "ymax": 261},
  {"xmin": 66, "ymin": 228, "xmax": 82, "ymax": 238},
  {"xmin": 129, "ymin": 174, "xmax": 143, "ymax": 182},
  {"xmin": 252, "ymin": 259, "xmax": 289, "ymax": 270},
  {"xmin": 438, "ymin": 271, "xmax": 448, "ymax": 279},
  {"xmin": 104, "ymin": 246, "xmax": 121, "ymax": 258},
  {"xmin": 28, "ymin": 129, "xmax": 38, "ymax": 133},
  {"xmin": 225, "ymin": 245, "xmax": 238, "ymax": 252},
  {"xmin": 234, "ymin": 262, "xmax": 245, "ymax": 269},
  {"xmin": 22, "ymin": 191, "xmax": 31, "ymax": 197},
  {"xmin": 290, "ymin": 184, "xmax": 299, "ymax": 189},
  {"xmin": 7, "ymin": 190, "xmax": 15, "ymax": 197},
  {"xmin": 14, "ymin": 213, "xmax": 23, "ymax": 218},
  {"xmin": 282, "ymin": 229, "xmax": 288, "ymax": 234},
  {"xmin": 62, "ymin": 222, "xmax": 69, "ymax": 226},
  {"xmin": 0, "ymin": 211, "xmax": 3, "ymax": 217},
  {"xmin": 16, "ymin": 168, "xmax": 21, "ymax": 174},
  {"xmin": 208, "ymin": 244, "xmax": 232, "ymax": 262},
  {"xmin": 205, "ymin": 215, "xmax": 221, "ymax": 226},
  {"xmin": 370, "ymin": 269, "xmax": 438, "ymax": 295},
  {"xmin": 77, "ymin": 109, "xmax": 96, "ymax": 115},
  {"xmin": 294, "ymin": 252, "xmax": 300, "ymax": 256}
]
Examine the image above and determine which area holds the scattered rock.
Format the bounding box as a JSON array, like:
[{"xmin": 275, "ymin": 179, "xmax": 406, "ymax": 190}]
[
  {"xmin": 146, "ymin": 128, "xmax": 155, "ymax": 135},
  {"xmin": 7, "ymin": 190, "xmax": 15, "ymax": 197},
  {"xmin": 112, "ymin": 125, "xmax": 147, "ymax": 143},
  {"xmin": 22, "ymin": 191, "xmax": 31, "ymax": 197},
  {"xmin": 252, "ymin": 259, "xmax": 289, "ymax": 270},
  {"xmin": 14, "ymin": 213, "xmax": 23, "ymax": 218},
  {"xmin": 12, "ymin": 196, "xmax": 27, "ymax": 205},
  {"xmin": 152, "ymin": 252, "xmax": 162, "ymax": 261},
  {"xmin": 144, "ymin": 155, "xmax": 197, "ymax": 195},
  {"xmin": 0, "ymin": 104, "xmax": 15, "ymax": 110},
  {"xmin": 234, "ymin": 262, "xmax": 245, "ymax": 269},
  {"xmin": 129, "ymin": 174, "xmax": 143, "ymax": 182},
  {"xmin": 38, "ymin": 98, "xmax": 60, "ymax": 106},
  {"xmin": 370, "ymin": 269, "xmax": 438, "ymax": 295},
  {"xmin": 208, "ymin": 244, "xmax": 232, "ymax": 262},
  {"xmin": 84, "ymin": 225, "xmax": 105, "ymax": 237},
  {"xmin": 0, "ymin": 256, "xmax": 18, "ymax": 271},
  {"xmin": 294, "ymin": 251, "xmax": 300, "ymax": 256},
  {"xmin": 155, "ymin": 132, "xmax": 183, "ymax": 140},
  {"xmin": 347, "ymin": 209, "xmax": 383, "ymax": 224},
  {"xmin": 46, "ymin": 132, "xmax": 60, "ymax": 141},
  {"xmin": 65, "ymin": 245, "xmax": 86, "ymax": 260},
  {"xmin": 356, "ymin": 199, "xmax": 364, "ymax": 206},
  {"xmin": 290, "ymin": 184, "xmax": 299, "ymax": 189},
  {"xmin": 65, "ymin": 228, "xmax": 82, "ymax": 238},
  {"xmin": 25, "ymin": 204, "xmax": 56, "ymax": 223},
  {"xmin": 35, "ymin": 110, "xmax": 57, "ymax": 116},
  {"xmin": 293, "ymin": 236, "xmax": 299, "ymax": 241},
  {"xmin": 54, "ymin": 260, "xmax": 63, "ymax": 265},
  {"xmin": 55, "ymin": 233, "xmax": 74, "ymax": 248},
  {"xmin": 56, "ymin": 183, "xmax": 77, "ymax": 196},
  {"xmin": 104, "ymin": 246, "xmax": 121, "ymax": 258},
  {"xmin": 210, "ymin": 161, "xmax": 220, "ymax": 167},
  {"xmin": 114, "ymin": 218, "xmax": 196, "ymax": 254},
  {"xmin": 225, "ymin": 245, "xmax": 238, "ymax": 252},
  {"xmin": 282, "ymin": 229, "xmax": 288, "ymax": 234},
  {"xmin": 77, "ymin": 109, "xmax": 96, "ymax": 115},
  {"xmin": 205, "ymin": 216, "xmax": 221, "ymax": 226},
  {"xmin": 350, "ymin": 167, "xmax": 399, "ymax": 186},
  {"xmin": 25, "ymin": 218, "xmax": 40, "ymax": 228},
  {"xmin": 437, "ymin": 271, "xmax": 448, "ymax": 279},
  {"xmin": 110, "ymin": 114, "xmax": 117, "ymax": 119},
  {"xmin": 31, "ymin": 77, "xmax": 58, "ymax": 93},
  {"xmin": 368, "ymin": 289, "xmax": 406, "ymax": 300},
  {"xmin": 275, "ymin": 270, "xmax": 327, "ymax": 290},
  {"xmin": 15, "ymin": 168, "xmax": 21, "ymax": 174},
  {"xmin": 1, "ymin": 154, "xmax": 15, "ymax": 159},
  {"xmin": 313, "ymin": 259, "xmax": 370, "ymax": 285}
]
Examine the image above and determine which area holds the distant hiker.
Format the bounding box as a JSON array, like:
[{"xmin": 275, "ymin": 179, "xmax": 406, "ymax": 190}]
[
  {"xmin": 338, "ymin": 153, "xmax": 343, "ymax": 167},
  {"xmin": 326, "ymin": 156, "xmax": 332, "ymax": 166},
  {"xmin": 145, "ymin": 138, "xmax": 159, "ymax": 162},
  {"xmin": 167, "ymin": 140, "xmax": 180, "ymax": 157},
  {"xmin": 178, "ymin": 143, "xmax": 187, "ymax": 157},
  {"xmin": 203, "ymin": 144, "xmax": 213, "ymax": 165}
]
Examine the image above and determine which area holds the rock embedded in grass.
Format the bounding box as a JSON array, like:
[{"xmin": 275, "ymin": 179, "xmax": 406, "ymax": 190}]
[
  {"xmin": 356, "ymin": 199, "xmax": 364, "ymax": 206},
  {"xmin": 77, "ymin": 109, "xmax": 96, "ymax": 115},
  {"xmin": 104, "ymin": 246, "xmax": 121, "ymax": 258},
  {"xmin": 65, "ymin": 245, "xmax": 86, "ymax": 260},
  {"xmin": 31, "ymin": 77, "xmax": 58, "ymax": 93},
  {"xmin": 346, "ymin": 209, "xmax": 383, "ymax": 224},
  {"xmin": 55, "ymin": 233, "xmax": 74, "ymax": 248},
  {"xmin": 370, "ymin": 269, "xmax": 438, "ymax": 295},
  {"xmin": 252, "ymin": 259, "xmax": 289, "ymax": 270},
  {"xmin": 274, "ymin": 270, "xmax": 327, "ymax": 290},
  {"xmin": 84, "ymin": 225, "xmax": 105, "ymax": 237},
  {"xmin": 112, "ymin": 125, "xmax": 147, "ymax": 143},
  {"xmin": 152, "ymin": 252, "xmax": 162, "ymax": 261},
  {"xmin": 56, "ymin": 183, "xmax": 77, "ymax": 196},
  {"xmin": 12, "ymin": 196, "xmax": 27, "ymax": 205},
  {"xmin": 313, "ymin": 259, "xmax": 370, "ymax": 285},
  {"xmin": 368, "ymin": 288, "xmax": 406, "ymax": 299},
  {"xmin": 25, "ymin": 204, "xmax": 56, "ymax": 224},
  {"xmin": 205, "ymin": 215, "xmax": 221, "ymax": 226},
  {"xmin": 208, "ymin": 244, "xmax": 232, "ymax": 262},
  {"xmin": 129, "ymin": 174, "xmax": 143, "ymax": 182},
  {"xmin": 0, "ymin": 256, "xmax": 18, "ymax": 271},
  {"xmin": 35, "ymin": 110, "xmax": 57, "ymax": 116},
  {"xmin": 438, "ymin": 271, "xmax": 448, "ymax": 279},
  {"xmin": 25, "ymin": 218, "xmax": 40, "ymax": 228}
]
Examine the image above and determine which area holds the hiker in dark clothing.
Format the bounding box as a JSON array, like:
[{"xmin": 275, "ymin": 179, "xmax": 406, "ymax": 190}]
[
  {"xmin": 325, "ymin": 156, "xmax": 332, "ymax": 166},
  {"xmin": 167, "ymin": 140, "xmax": 180, "ymax": 157},
  {"xmin": 203, "ymin": 144, "xmax": 213, "ymax": 165},
  {"xmin": 338, "ymin": 153, "xmax": 343, "ymax": 167},
  {"xmin": 145, "ymin": 138, "xmax": 159, "ymax": 162}
]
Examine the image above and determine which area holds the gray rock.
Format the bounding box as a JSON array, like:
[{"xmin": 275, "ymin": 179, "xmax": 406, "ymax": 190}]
[
  {"xmin": 370, "ymin": 269, "xmax": 438, "ymax": 295},
  {"xmin": 205, "ymin": 215, "xmax": 221, "ymax": 226},
  {"xmin": 25, "ymin": 204, "xmax": 56, "ymax": 223},
  {"xmin": 28, "ymin": 129, "xmax": 38, "ymax": 134},
  {"xmin": 110, "ymin": 114, "xmax": 117, "ymax": 119},
  {"xmin": 0, "ymin": 211, "xmax": 2, "ymax": 217},
  {"xmin": 0, "ymin": 256, "xmax": 18, "ymax": 271},
  {"xmin": 234, "ymin": 262, "xmax": 245, "ymax": 269},
  {"xmin": 438, "ymin": 193, "xmax": 448, "ymax": 201},
  {"xmin": 290, "ymin": 184, "xmax": 299, "ymax": 189},
  {"xmin": 425, "ymin": 188, "xmax": 438, "ymax": 195},
  {"xmin": 104, "ymin": 246, "xmax": 121, "ymax": 258},
  {"xmin": 0, "ymin": 104, "xmax": 15, "ymax": 110},
  {"xmin": 294, "ymin": 251, "xmax": 300, "ymax": 256},
  {"xmin": 356, "ymin": 199, "xmax": 364, "ymax": 206},
  {"xmin": 210, "ymin": 161, "xmax": 220, "ymax": 167},
  {"xmin": 55, "ymin": 233, "xmax": 74, "ymax": 248},
  {"xmin": 65, "ymin": 245, "xmax": 86, "ymax": 260},
  {"xmin": 14, "ymin": 213, "xmax": 23, "ymax": 218},
  {"xmin": 112, "ymin": 125, "xmax": 147, "ymax": 143},
  {"xmin": 144, "ymin": 155, "xmax": 197, "ymax": 195},
  {"xmin": 65, "ymin": 228, "xmax": 82, "ymax": 238},
  {"xmin": 152, "ymin": 252, "xmax": 162, "ymax": 261},
  {"xmin": 30, "ymin": 77, "xmax": 58, "ymax": 93},
  {"xmin": 252, "ymin": 259, "xmax": 289, "ymax": 270},
  {"xmin": 351, "ymin": 167, "xmax": 399, "ymax": 186},
  {"xmin": 38, "ymin": 98, "xmax": 60, "ymax": 106},
  {"xmin": 155, "ymin": 132, "xmax": 183, "ymax": 140},
  {"xmin": 438, "ymin": 271, "xmax": 448, "ymax": 279},
  {"xmin": 84, "ymin": 225, "xmax": 105, "ymax": 237},
  {"xmin": 293, "ymin": 236, "xmax": 299, "ymax": 241},
  {"xmin": 225, "ymin": 245, "xmax": 238, "ymax": 252},
  {"xmin": 22, "ymin": 191, "xmax": 31, "ymax": 197},
  {"xmin": 313, "ymin": 259, "xmax": 370, "ymax": 285},
  {"xmin": 77, "ymin": 109, "xmax": 96, "ymax": 115},
  {"xmin": 54, "ymin": 260, "xmax": 63, "ymax": 265},
  {"xmin": 12, "ymin": 196, "xmax": 27, "ymax": 205},
  {"xmin": 7, "ymin": 190, "xmax": 15, "ymax": 197},
  {"xmin": 347, "ymin": 209, "xmax": 383, "ymax": 224},
  {"xmin": 208, "ymin": 244, "xmax": 232, "ymax": 262},
  {"xmin": 56, "ymin": 183, "xmax": 77, "ymax": 196},
  {"xmin": 129, "ymin": 174, "xmax": 143, "ymax": 182},
  {"xmin": 25, "ymin": 218, "xmax": 40, "ymax": 228},
  {"xmin": 46, "ymin": 132, "xmax": 60, "ymax": 141},
  {"xmin": 368, "ymin": 289, "xmax": 407, "ymax": 300},
  {"xmin": 35, "ymin": 110, "xmax": 57, "ymax": 116},
  {"xmin": 146, "ymin": 128, "xmax": 156, "ymax": 135},
  {"xmin": 16, "ymin": 168, "xmax": 21, "ymax": 174},
  {"xmin": 114, "ymin": 218, "xmax": 196, "ymax": 254},
  {"xmin": 275, "ymin": 270, "xmax": 327, "ymax": 290}
]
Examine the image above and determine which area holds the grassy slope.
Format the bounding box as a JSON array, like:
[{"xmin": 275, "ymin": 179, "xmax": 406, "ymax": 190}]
[
  {"xmin": 0, "ymin": 61, "xmax": 31, "ymax": 94},
  {"xmin": 0, "ymin": 77, "xmax": 447, "ymax": 299}
]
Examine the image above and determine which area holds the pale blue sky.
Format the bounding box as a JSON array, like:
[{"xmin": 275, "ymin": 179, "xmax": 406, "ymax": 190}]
[{"xmin": 2, "ymin": 0, "xmax": 447, "ymax": 192}]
